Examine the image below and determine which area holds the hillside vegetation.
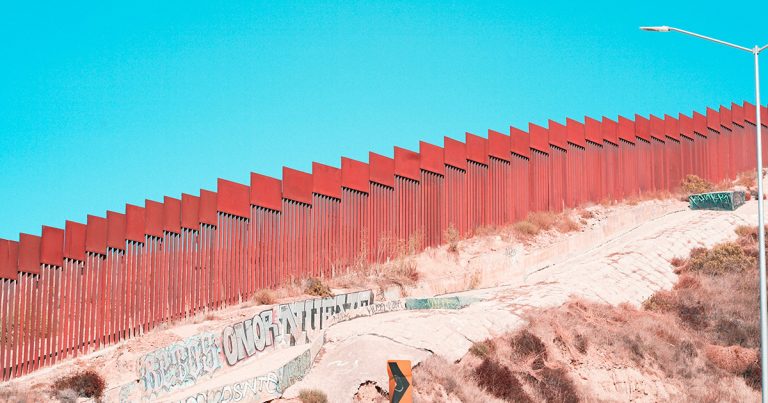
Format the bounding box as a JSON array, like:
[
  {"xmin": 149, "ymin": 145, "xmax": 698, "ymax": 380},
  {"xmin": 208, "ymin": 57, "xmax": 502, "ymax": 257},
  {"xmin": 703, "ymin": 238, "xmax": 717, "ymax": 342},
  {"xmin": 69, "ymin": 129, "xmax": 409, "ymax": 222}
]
[{"xmin": 413, "ymin": 226, "xmax": 763, "ymax": 402}]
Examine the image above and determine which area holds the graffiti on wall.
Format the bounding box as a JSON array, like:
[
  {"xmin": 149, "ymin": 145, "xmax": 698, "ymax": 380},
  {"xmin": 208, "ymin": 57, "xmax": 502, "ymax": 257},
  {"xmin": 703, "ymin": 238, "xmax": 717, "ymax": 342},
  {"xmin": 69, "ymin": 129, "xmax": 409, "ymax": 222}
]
[
  {"xmin": 139, "ymin": 332, "xmax": 223, "ymax": 396},
  {"xmin": 123, "ymin": 292, "xmax": 481, "ymax": 402},
  {"xmin": 221, "ymin": 290, "xmax": 373, "ymax": 366},
  {"xmin": 329, "ymin": 298, "xmax": 407, "ymax": 324},
  {"xmin": 405, "ymin": 296, "xmax": 478, "ymax": 310},
  {"xmin": 178, "ymin": 349, "xmax": 312, "ymax": 403},
  {"xmin": 689, "ymin": 190, "xmax": 746, "ymax": 211}
]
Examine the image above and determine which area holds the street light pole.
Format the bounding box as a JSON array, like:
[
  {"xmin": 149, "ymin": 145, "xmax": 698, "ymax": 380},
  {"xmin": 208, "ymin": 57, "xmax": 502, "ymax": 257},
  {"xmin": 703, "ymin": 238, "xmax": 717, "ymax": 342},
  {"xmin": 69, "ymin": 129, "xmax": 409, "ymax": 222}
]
[
  {"xmin": 755, "ymin": 45, "xmax": 768, "ymax": 403},
  {"xmin": 641, "ymin": 25, "xmax": 768, "ymax": 401}
]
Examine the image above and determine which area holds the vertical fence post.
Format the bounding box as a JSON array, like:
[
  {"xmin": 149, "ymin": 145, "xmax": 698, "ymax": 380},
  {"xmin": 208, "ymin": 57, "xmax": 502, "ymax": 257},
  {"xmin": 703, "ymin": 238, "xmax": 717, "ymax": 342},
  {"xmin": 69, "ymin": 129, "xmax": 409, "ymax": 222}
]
[
  {"xmin": 443, "ymin": 137, "xmax": 469, "ymax": 235},
  {"xmin": 509, "ymin": 127, "xmax": 531, "ymax": 221}
]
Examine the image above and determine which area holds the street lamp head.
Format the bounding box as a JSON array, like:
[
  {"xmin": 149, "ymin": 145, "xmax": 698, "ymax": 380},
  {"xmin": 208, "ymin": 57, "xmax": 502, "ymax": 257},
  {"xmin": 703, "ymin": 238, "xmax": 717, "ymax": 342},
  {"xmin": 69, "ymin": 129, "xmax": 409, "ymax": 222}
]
[{"xmin": 640, "ymin": 26, "xmax": 670, "ymax": 32}]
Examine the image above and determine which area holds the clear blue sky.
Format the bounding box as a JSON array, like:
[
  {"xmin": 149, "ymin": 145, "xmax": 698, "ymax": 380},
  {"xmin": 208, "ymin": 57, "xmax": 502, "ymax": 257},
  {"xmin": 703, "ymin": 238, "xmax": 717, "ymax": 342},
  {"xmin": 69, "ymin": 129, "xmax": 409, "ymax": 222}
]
[{"xmin": 1, "ymin": 1, "xmax": 766, "ymax": 239}]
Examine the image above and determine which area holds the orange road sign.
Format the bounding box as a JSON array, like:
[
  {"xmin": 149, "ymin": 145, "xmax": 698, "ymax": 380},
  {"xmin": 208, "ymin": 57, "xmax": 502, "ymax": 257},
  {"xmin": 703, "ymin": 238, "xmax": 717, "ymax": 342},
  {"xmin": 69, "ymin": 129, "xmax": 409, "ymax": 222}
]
[{"xmin": 387, "ymin": 360, "xmax": 412, "ymax": 403}]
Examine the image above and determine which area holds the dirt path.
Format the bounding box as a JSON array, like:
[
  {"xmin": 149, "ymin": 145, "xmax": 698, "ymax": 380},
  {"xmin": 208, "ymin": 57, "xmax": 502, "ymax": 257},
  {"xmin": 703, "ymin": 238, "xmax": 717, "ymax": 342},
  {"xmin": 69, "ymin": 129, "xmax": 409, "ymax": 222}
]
[{"xmin": 282, "ymin": 200, "xmax": 757, "ymax": 402}]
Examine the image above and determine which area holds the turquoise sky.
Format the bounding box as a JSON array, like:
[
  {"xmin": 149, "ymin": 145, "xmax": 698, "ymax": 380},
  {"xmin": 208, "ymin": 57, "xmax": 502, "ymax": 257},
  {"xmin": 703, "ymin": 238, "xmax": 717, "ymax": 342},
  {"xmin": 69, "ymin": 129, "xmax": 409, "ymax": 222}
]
[{"xmin": 1, "ymin": 1, "xmax": 766, "ymax": 239}]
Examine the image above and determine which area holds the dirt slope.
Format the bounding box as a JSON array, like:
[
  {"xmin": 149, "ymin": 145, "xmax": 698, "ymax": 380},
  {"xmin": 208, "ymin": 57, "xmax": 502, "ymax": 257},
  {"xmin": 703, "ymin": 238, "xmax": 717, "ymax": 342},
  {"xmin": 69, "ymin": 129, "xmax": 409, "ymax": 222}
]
[{"xmin": 0, "ymin": 194, "xmax": 758, "ymax": 402}]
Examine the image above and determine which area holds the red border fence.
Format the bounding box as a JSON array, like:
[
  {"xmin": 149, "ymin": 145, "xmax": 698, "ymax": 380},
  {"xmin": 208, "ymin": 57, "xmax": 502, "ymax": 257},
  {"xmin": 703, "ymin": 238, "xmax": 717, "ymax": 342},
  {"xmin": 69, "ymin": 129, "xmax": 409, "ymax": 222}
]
[{"xmin": 0, "ymin": 102, "xmax": 766, "ymax": 379}]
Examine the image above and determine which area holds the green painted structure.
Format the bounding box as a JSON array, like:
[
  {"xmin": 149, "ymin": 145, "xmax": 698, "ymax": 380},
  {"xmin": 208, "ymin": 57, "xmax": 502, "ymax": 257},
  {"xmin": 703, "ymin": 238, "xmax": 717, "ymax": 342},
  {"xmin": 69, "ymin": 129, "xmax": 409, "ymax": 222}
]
[{"xmin": 689, "ymin": 190, "xmax": 746, "ymax": 211}]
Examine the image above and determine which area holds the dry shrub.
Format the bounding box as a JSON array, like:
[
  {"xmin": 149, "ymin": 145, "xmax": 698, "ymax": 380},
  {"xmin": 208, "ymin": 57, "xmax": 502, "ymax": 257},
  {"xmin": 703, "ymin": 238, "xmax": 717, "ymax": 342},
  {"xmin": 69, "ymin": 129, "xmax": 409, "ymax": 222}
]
[
  {"xmin": 298, "ymin": 389, "xmax": 328, "ymax": 403},
  {"xmin": 304, "ymin": 277, "xmax": 333, "ymax": 297},
  {"xmin": 473, "ymin": 359, "xmax": 533, "ymax": 402},
  {"xmin": 510, "ymin": 330, "xmax": 548, "ymax": 359},
  {"xmin": 686, "ymin": 242, "xmax": 754, "ymax": 275},
  {"xmin": 413, "ymin": 355, "xmax": 488, "ymax": 403},
  {"xmin": 513, "ymin": 220, "xmax": 540, "ymax": 237},
  {"xmin": 573, "ymin": 333, "xmax": 588, "ymax": 354},
  {"xmin": 512, "ymin": 211, "xmax": 558, "ymax": 239},
  {"xmin": 327, "ymin": 239, "xmax": 373, "ymax": 289},
  {"xmin": 531, "ymin": 367, "xmax": 580, "ymax": 403},
  {"xmin": 329, "ymin": 232, "xmax": 422, "ymax": 294},
  {"xmin": 735, "ymin": 225, "xmax": 758, "ymax": 243},
  {"xmin": 673, "ymin": 274, "xmax": 701, "ymax": 290},
  {"xmin": 735, "ymin": 171, "xmax": 757, "ymax": 189},
  {"xmin": 444, "ymin": 224, "xmax": 460, "ymax": 253},
  {"xmin": 274, "ymin": 278, "xmax": 305, "ymax": 299},
  {"xmin": 327, "ymin": 268, "xmax": 369, "ymax": 290},
  {"xmin": 703, "ymin": 344, "xmax": 758, "ymax": 374},
  {"xmin": 742, "ymin": 361, "xmax": 762, "ymax": 390},
  {"xmin": 669, "ymin": 256, "xmax": 687, "ymax": 268},
  {"xmin": 51, "ymin": 370, "xmax": 105, "ymax": 401},
  {"xmin": 376, "ymin": 234, "xmax": 421, "ymax": 289},
  {"xmin": 675, "ymin": 300, "xmax": 707, "ymax": 330},
  {"xmin": 681, "ymin": 174, "xmax": 714, "ymax": 195},
  {"xmin": 469, "ymin": 340, "xmax": 494, "ymax": 359},
  {"xmin": 556, "ymin": 214, "xmax": 581, "ymax": 233},
  {"xmin": 641, "ymin": 290, "xmax": 676, "ymax": 312},
  {"xmin": 252, "ymin": 289, "xmax": 276, "ymax": 305},
  {"xmin": 473, "ymin": 225, "xmax": 498, "ymax": 237},
  {"xmin": 380, "ymin": 258, "xmax": 419, "ymax": 288},
  {"xmin": 528, "ymin": 211, "xmax": 557, "ymax": 231}
]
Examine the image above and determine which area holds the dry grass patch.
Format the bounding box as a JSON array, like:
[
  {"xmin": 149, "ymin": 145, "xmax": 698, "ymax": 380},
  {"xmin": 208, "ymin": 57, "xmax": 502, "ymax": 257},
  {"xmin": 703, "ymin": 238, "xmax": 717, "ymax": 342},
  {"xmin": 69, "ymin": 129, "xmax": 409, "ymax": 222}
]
[
  {"xmin": 51, "ymin": 370, "xmax": 105, "ymax": 401},
  {"xmin": 556, "ymin": 214, "xmax": 581, "ymax": 233},
  {"xmin": 681, "ymin": 174, "xmax": 714, "ymax": 196},
  {"xmin": 473, "ymin": 358, "xmax": 534, "ymax": 402},
  {"xmin": 274, "ymin": 278, "xmax": 305, "ymax": 299},
  {"xmin": 704, "ymin": 344, "xmax": 758, "ymax": 374},
  {"xmin": 735, "ymin": 171, "xmax": 757, "ymax": 189},
  {"xmin": 473, "ymin": 225, "xmax": 499, "ymax": 237},
  {"xmin": 444, "ymin": 223, "xmax": 460, "ymax": 253},
  {"xmin": 528, "ymin": 211, "xmax": 558, "ymax": 231},
  {"xmin": 468, "ymin": 340, "xmax": 494, "ymax": 359},
  {"xmin": 413, "ymin": 355, "xmax": 494, "ymax": 403},
  {"xmin": 379, "ymin": 258, "xmax": 419, "ymax": 288},
  {"xmin": 669, "ymin": 256, "xmax": 687, "ymax": 268},
  {"xmin": 512, "ymin": 220, "xmax": 540, "ymax": 237},
  {"xmin": 304, "ymin": 277, "xmax": 333, "ymax": 297},
  {"xmin": 513, "ymin": 210, "xmax": 573, "ymax": 239},
  {"xmin": 298, "ymin": 389, "xmax": 329, "ymax": 403},
  {"xmin": 685, "ymin": 242, "xmax": 754, "ymax": 275},
  {"xmin": 252, "ymin": 289, "xmax": 276, "ymax": 305}
]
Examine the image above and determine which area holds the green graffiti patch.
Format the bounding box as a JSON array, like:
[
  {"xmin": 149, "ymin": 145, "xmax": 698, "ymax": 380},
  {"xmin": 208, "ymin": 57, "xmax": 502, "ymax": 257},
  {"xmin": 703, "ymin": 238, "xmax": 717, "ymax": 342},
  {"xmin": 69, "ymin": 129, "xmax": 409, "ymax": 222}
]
[
  {"xmin": 689, "ymin": 191, "xmax": 746, "ymax": 211},
  {"xmin": 405, "ymin": 296, "xmax": 477, "ymax": 310}
]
